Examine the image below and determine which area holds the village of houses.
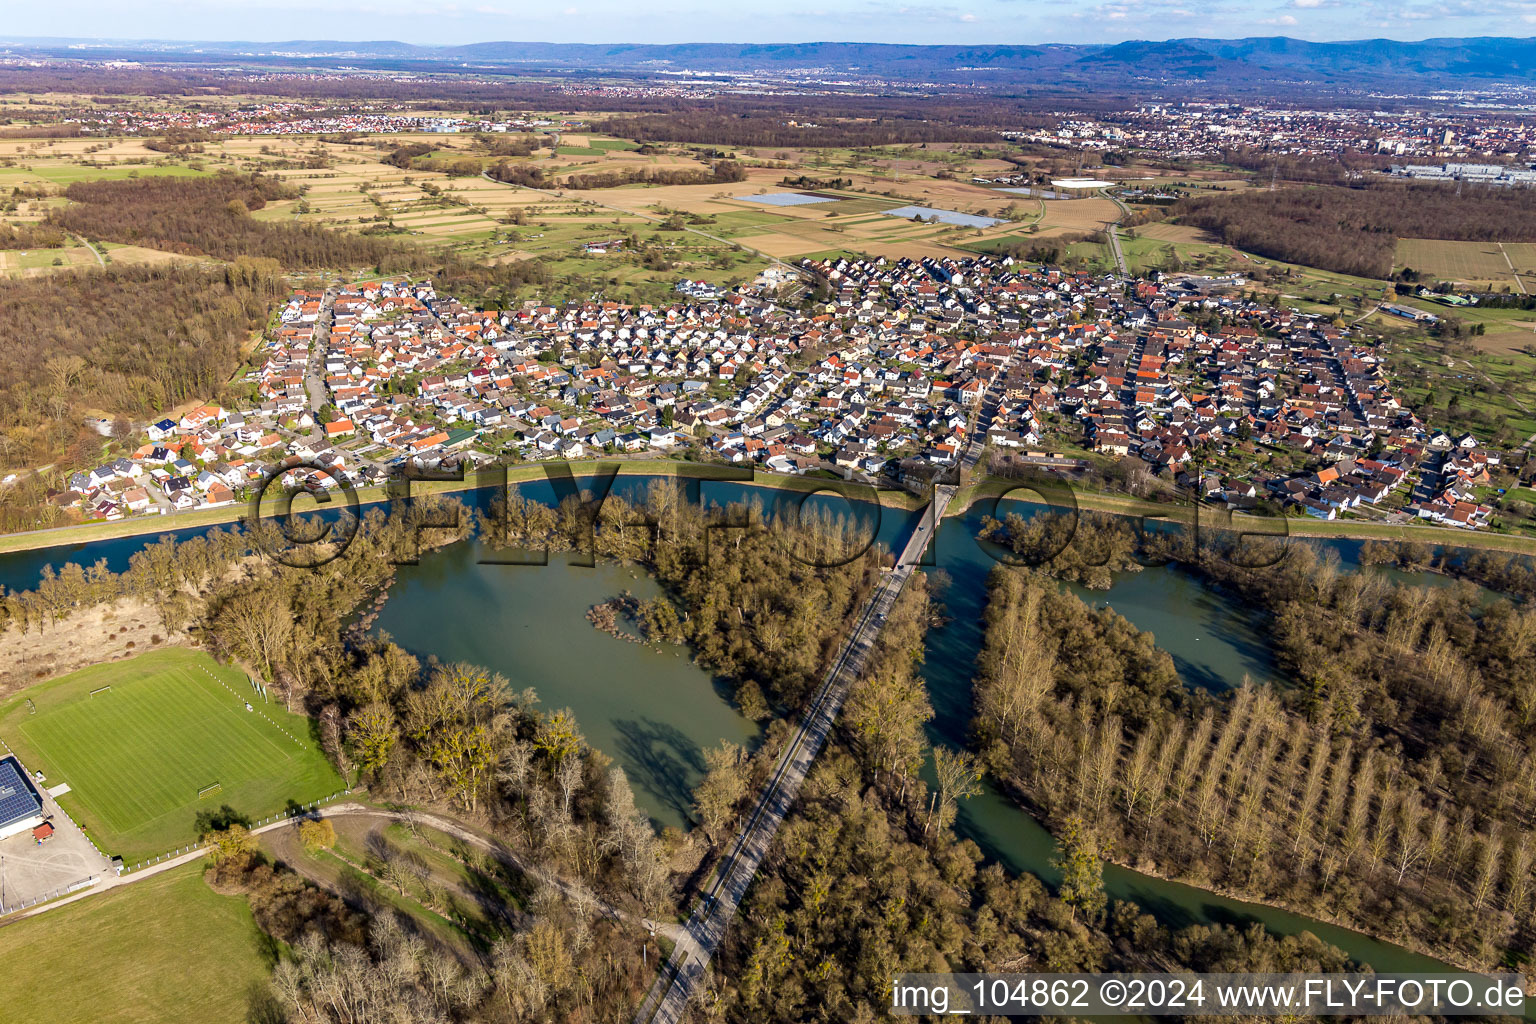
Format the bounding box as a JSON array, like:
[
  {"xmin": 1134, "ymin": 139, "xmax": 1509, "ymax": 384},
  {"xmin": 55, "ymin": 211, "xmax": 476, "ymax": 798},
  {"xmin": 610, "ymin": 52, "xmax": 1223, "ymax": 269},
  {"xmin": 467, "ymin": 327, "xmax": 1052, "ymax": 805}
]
[{"xmin": 56, "ymin": 253, "xmax": 1516, "ymax": 533}]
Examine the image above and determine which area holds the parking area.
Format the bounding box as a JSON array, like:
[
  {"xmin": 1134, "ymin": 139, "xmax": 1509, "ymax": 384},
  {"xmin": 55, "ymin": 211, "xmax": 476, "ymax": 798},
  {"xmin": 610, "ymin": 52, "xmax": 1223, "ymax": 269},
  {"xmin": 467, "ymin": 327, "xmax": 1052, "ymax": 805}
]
[{"xmin": 0, "ymin": 790, "xmax": 113, "ymax": 914}]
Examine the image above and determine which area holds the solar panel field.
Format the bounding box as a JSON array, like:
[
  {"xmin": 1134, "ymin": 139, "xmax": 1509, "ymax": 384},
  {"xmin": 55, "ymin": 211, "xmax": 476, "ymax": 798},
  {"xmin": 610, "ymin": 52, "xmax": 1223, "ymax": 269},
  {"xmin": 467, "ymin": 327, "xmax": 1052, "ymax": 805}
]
[{"xmin": 0, "ymin": 648, "xmax": 344, "ymax": 861}]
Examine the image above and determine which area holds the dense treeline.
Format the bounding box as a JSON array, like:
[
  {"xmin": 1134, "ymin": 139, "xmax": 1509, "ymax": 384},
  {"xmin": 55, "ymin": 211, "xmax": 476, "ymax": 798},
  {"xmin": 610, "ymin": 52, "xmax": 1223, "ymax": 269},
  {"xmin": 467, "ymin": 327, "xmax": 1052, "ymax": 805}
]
[
  {"xmin": 201, "ymin": 581, "xmax": 666, "ymax": 1020},
  {"xmin": 1, "ymin": 522, "xmax": 252, "ymax": 643},
  {"xmin": 589, "ymin": 112, "xmax": 1001, "ymax": 148},
  {"xmin": 0, "ymin": 123, "xmax": 82, "ymax": 139},
  {"xmin": 0, "ymin": 221, "xmax": 66, "ymax": 249},
  {"xmin": 1, "ymin": 498, "xmax": 469, "ymax": 661},
  {"xmin": 0, "ymin": 261, "xmax": 284, "ymax": 488},
  {"xmin": 432, "ymin": 256, "xmax": 552, "ymax": 309},
  {"xmin": 973, "ymin": 524, "xmax": 1536, "ymax": 968},
  {"xmin": 486, "ymin": 162, "xmax": 549, "ymax": 188},
  {"xmin": 978, "ymin": 510, "xmax": 1143, "ymax": 589},
  {"xmin": 1178, "ymin": 183, "xmax": 1536, "ymax": 278},
  {"xmin": 263, "ymin": 888, "xmax": 653, "ymax": 1023},
  {"xmin": 779, "ymin": 175, "xmax": 851, "ymax": 190},
  {"xmin": 841, "ymin": 576, "xmax": 935, "ymax": 794},
  {"xmin": 385, "ymin": 134, "xmax": 549, "ymax": 174},
  {"xmin": 712, "ymin": 562, "xmax": 1357, "ymax": 1021},
  {"xmin": 144, "ymin": 128, "xmax": 213, "ymax": 153},
  {"xmin": 0, "ymin": 63, "xmax": 1092, "ymax": 121},
  {"xmin": 382, "ymin": 142, "xmax": 435, "ymax": 168},
  {"xmin": 487, "ymin": 485, "xmax": 881, "ymax": 714},
  {"xmin": 1360, "ymin": 539, "xmax": 1536, "ymax": 602},
  {"xmin": 716, "ymin": 567, "xmax": 1357, "ymax": 1021},
  {"xmin": 1216, "ymin": 147, "xmax": 1391, "ymax": 185},
  {"xmin": 559, "ymin": 160, "xmax": 746, "ymax": 190},
  {"xmin": 317, "ymin": 644, "xmax": 677, "ymax": 913},
  {"xmin": 717, "ymin": 751, "xmax": 1358, "ymax": 1021},
  {"xmin": 49, "ymin": 172, "xmax": 430, "ymax": 271},
  {"xmin": 1, "ymin": 475, "xmax": 1415, "ymax": 1015},
  {"xmin": 204, "ymin": 824, "xmax": 367, "ymax": 949},
  {"xmin": 475, "ymin": 133, "xmax": 551, "ymax": 158},
  {"xmin": 486, "ymin": 158, "xmax": 745, "ymax": 191}
]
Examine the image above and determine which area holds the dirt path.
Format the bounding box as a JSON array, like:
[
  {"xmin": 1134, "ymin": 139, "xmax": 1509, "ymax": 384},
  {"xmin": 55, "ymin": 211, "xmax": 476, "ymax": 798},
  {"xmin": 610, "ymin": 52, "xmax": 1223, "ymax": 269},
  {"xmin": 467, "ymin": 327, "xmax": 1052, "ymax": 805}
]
[
  {"xmin": 72, "ymin": 234, "xmax": 105, "ymax": 268},
  {"xmin": 260, "ymin": 817, "xmax": 516, "ymax": 965},
  {"xmin": 1499, "ymin": 243, "xmax": 1528, "ymax": 295},
  {"xmin": 1, "ymin": 802, "xmax": 682, "ymax": 945}
]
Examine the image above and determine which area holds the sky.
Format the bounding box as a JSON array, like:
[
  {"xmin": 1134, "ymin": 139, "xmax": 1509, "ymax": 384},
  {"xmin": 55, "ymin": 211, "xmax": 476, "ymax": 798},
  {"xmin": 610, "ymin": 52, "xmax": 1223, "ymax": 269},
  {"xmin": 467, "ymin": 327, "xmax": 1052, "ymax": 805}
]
[{"xmin": 5, "ymin": 0, "xmax": 1536, "ymax": 47}]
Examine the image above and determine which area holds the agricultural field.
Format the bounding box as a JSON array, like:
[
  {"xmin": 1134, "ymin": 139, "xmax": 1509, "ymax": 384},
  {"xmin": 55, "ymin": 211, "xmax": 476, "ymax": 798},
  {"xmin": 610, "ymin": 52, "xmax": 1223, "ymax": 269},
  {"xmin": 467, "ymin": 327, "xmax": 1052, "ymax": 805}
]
[
  {"xmin": 1386, "ymin": 329, "xmax": 1536, "ymax": 443},
  {"xmin": 1395, "ymin": 237, "xmax": 1534, "ymax": 288},
  {"xmin": 0, "ymin": 239, "xmax": 204, "ymax": 277},
  {"xmin": 0, "ymin": 239, "xmax": 98, "ymax": 275},
  {"xmin": 575, "ymin": 171, "xmax": 1062, "ymax": 261},
  {"xmin": 0, "ymin": 127, "xmax": 768, "ymax": 298},
  {"xmin": 0, "ymin": 648, "xmax": 344, "ymax": 861},
  {"xmin": 1134, "ymin": 221, "xmax": 1217, "ymax": 244},
  {"xmin": 1025, "ymin": 196, "xmax": 1121, "ymax": 239},
  {"xmin": 1390, "ymin": 295, "xmax": 1536, "ymax": 352},
  {"xmin": 0, "ymin": 863, "xmax": 272, "ymax": 1024},
  {"xmin": 1119, "ymin": 231, "xmax": 1245, "ymax": 275},
  {"xmin": 0, "ymin": 122, "xmax": 1175, "ymax": 284}
]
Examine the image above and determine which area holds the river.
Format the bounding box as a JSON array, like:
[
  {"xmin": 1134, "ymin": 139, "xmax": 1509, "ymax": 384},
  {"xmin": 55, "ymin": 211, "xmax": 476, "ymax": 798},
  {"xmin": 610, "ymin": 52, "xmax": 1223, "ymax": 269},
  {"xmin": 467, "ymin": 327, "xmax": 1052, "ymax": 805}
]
[
  {"xmin": 922, "ymin": 501, "xmax": 1447, "ymax": 973},
  {"xmin": 0, "ymin": 475, "xmax": 1510, "ymax": 975}
]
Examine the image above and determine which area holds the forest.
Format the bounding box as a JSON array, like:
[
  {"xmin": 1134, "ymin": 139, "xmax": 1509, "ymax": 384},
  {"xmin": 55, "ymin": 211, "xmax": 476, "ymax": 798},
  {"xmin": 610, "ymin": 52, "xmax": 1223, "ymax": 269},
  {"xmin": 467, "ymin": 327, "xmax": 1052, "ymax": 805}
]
[
  {"xmin": 0, "ymin": 260, "xmax": 285, "ymax": 521},
  {"xmin": 6, "ymin": 494, "xmax": 1376, "ymax": 1017},
  {"xmin": 1215, "ymin": 147, "xmax": 1392, "ymax": 185},
  {"xmin": 1178, "ymin": 183, "xmax": 1536, "ymax": 278},
  {"xmin": 484, "ymin": 486, "xmax": 881, "ymax": 715},
  {"xmin": 710, "ymin": 559, "xmax": 1361, "ymax": 1022},
  {"xmin": 486, "ymin": 158, "xmax": 746, "ymax": 191},
  {"xmin": 0, "ymin": 486, "xmax": 886, "ymax": 1021},
  {"xmin": 977, "ymin": 510, "xmax": 1143, "ymax": 590},
  {"xmin": 0, "ymin": 62, "xmax": 1072, "ymax": 127},
  {"xmin": 971, "ymin": 520, "xmax": 1536, "ymax": 970},
  {"xmin": 431, "ymin": 256, "xmax": 552, "ymax": 309},
  {"xmin": 0, "ymin": 221, "xmax": 66, "ymax": 249},
  {"xmin": 48, "ymin": 172, "xmax": 429, "ymax": 271},
  {"xmin": 0, "ymin": 486, "xmax": 1435, "ymax": 1021},
  {"xmin": 1361, "ymin": 539, "xmax": 1536, "ymax": 603},
  {"xmin": 385, "ymin": 134, "xmax": 550, "ymax": 173},
  {"xmin": 587, "ymin": 112, "xmax": 1002, "ymax": 149}
]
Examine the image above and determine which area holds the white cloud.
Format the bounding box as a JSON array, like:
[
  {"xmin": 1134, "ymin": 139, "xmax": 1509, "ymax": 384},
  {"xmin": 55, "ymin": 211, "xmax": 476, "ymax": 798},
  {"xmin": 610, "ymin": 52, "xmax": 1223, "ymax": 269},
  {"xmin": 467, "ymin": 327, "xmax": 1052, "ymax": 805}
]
[{"xmin": 1260, "ymin": 13, "xmax": 1298, "ymax": 24}]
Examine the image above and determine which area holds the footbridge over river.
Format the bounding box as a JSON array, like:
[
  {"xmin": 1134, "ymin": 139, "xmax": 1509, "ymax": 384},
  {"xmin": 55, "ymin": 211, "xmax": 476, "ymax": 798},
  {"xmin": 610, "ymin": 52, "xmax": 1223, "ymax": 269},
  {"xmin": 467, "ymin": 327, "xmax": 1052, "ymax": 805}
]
[{"xmin": 632, "ymin": 466, "xmax": 964, "ymax": 1022}]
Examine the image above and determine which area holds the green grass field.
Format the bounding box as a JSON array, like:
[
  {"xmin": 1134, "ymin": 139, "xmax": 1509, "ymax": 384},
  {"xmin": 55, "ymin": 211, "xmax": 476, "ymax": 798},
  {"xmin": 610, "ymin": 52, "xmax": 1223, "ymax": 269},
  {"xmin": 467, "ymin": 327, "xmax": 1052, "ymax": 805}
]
[
  {"xmin": 0, "ymin": 648, "xmax": 344, "ymax": 860},
  {"xmin": 26, "ymin": 163, "xmax": 209, "ymax": 184},
  {"xmin": 0, "ymin": 864, "xmax": 273, "ymax": 1024}
]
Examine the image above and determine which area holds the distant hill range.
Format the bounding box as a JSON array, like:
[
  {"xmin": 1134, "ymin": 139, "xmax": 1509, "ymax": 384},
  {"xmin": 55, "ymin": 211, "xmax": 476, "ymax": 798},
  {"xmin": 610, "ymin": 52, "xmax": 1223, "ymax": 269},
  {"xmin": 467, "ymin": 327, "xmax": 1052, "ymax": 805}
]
[{"xmin": 4, "ymin": 35, "xmax": 1536, "ymax": 92}]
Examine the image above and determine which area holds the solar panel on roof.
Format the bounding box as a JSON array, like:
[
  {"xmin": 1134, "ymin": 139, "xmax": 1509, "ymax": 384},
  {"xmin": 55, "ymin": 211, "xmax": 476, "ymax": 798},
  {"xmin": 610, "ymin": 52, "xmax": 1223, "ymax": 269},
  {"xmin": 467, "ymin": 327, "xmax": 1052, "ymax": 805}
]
[{"xmin": 0, "ymin": 758, "xmax": 43, "ymax": 829}]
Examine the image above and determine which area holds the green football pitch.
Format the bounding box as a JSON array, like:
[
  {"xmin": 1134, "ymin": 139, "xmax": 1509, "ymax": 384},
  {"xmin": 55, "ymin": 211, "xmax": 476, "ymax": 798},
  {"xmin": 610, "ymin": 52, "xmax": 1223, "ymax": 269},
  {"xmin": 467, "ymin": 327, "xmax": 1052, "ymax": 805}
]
[{"xmin": 0, "ymin": 648, "xmax": 345, "ymax": 861}]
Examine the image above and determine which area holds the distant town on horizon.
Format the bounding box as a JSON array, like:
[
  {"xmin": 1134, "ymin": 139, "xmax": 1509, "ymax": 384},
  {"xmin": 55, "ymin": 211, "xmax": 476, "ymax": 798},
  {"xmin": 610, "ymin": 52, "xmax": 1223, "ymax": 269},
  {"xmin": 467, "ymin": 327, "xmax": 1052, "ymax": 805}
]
[{"xmin": 0, "ymin": 27, "xmax": 1534, "ymax": 1024}]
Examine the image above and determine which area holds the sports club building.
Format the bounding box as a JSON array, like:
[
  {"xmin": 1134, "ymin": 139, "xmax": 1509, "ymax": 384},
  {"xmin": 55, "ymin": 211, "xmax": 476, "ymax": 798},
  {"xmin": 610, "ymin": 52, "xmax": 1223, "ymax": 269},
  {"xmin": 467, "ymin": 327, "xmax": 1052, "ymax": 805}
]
[{"xmin": 0, "ymin": 755, "xmax": 46, "ymax": 841}]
